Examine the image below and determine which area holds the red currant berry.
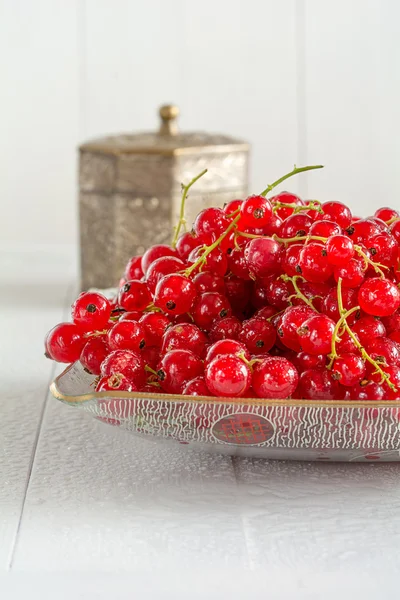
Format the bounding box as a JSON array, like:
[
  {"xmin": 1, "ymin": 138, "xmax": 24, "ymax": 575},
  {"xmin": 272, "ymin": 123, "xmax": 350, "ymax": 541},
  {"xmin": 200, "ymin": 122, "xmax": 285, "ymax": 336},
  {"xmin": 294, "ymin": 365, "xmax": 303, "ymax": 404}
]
[
  {"xmin": 280, "ymin": 214, "xmax": 313, "ymax": 239},
  {"xmin": 157, "ymin": 349, "xmax": 203, "ymax": 394},
  {"xmin": 205, "ymin": 355, "xmax": 251, "ymax": 397},
  {"xmin": 194, "ymin": 207, "xmax": 230, "ymax": 240},
  {"xmin": 119, "ymin": 311, "xmax": 142, "ymax": 322},
  {"xmin": 349, "ymin": 381, "xmax": 385, "ymax": 400},
  {"xmin": 334, "ymin": 259, "xmax": 365, "ymax": 288},
  {"xmin": 297, "ymin": 314, "xmax": 335, "ymax": 355},
  {"xmin": 254, "ymin": 305, "xmax": 277, "ymax": 320},
  {"xmin": 176, "ymin": 231, "xmax": 203, "ymax": 261},
  {"xmin": 124, "ymin": 255, "xmax": 144, "ymax": 281},
  {"xmin": 352, "ymin": 316, "xmax": 386, "ymax": 345},
  {"xmin": 382, "ymin": 311, "xmax": 400, "ymax": 334},
  {"xmin": 296, "ymin": 352, "xmax": 326, "ymax": 370},
  {"xmin": 223, "ymin": 199, "xmax": 243, "ymax": 215},
  {"xmin": 244, "ymin": 237, "xmax": 283, "ymax": 278},
  {"xmin": 193, "ymin": 271, "xmax": 225, "ymax": 294},
  {"xmin": 227, "ymin": 246, "xmax": 251, "ymax": 280},
  {"xmin": 71, "ymin": 292, "xmax": 112, "ymax": 331},
  {"xmin": 161, "ymin": 323, "xmax": 208, "ymax": 357},
  {"xmin": 298, "ymin": 242, "xmax": 333, "ymax": 283},
  {"xmin": 309, "ymin": 220, "xmax": 341, "ymax": 238},
  {"xmin": 365, "ymin": 337, "xmax": 400, "ymax": 366},
  {"xmin": 367, "ymin": 233, "xmax": 398, "ymax": 267},
  {"xmin": 390, "ymin": 331, "xmax": 400, "ymax": 345},
  {"xmin": 146, "ymin": 256, "xmax": 185, "ymax": 293},
  {"xmin": 46, "ymin": 322, "xmax": 86, "ymax": 363},
  {"xmin": 297, "ymin": 369, "xmax": 344, "ymax": 400},
  {"xmin": 141, "ymin": 345, "xmax": 160, "ymax": 370},
  {"xmin": 371, "ymin": 365, "xmax": 400, "ymax": 400},
  {"xmin": 96, "ymin": 373, "xmax": 137, "ymax": 392},
  {"xmin": 182, "ymin": 376, "xmax": 211, "ymax": 396},
  {"xmin": 390, "ymin": 220, "xmax": 400, "ymax": 243},
  {"xmin": 271, "ymin": 191, "xmax": 303, "ymax": 219},
  {"xmin": 239, "ymin": 195, "xmax": 273, "ymax": 228},
  {"xmin": 358, "ymin": 278, "xmax": 400, "ymax": 317},
  {"xmin": 154, "ymin": 274, "xmax": 197, "ymax": 315},
  {"xmin": 332, "ymin": 353, "xmax": 366, "ymax": 387},
  {"xmin": 258, "ymin": 213, "xmax": 283, "ymax": 237},
  {"xmin": 224, "ymin": 277, "xmax": 251, "ymax": 311},
  {"xmin": 188, "ymin": 246, "xmax": 228, "ymax": 277},
  {"xmin": 209, "ymin": 316, "xmax": 242, "ymax": 342},
  {"xmin": 100, "ymin": 349, "xmax": 146, "ymax": 387},
  {"xmin": 346, "ymin": 219, "xmax": 381, "ymax": 244},
  {"xmin": 252, "ymin": 357, "xmax": 298, "ymax": 399},
  {"xmin": 139, "ymin": 312, "xmax": 170, "ymax": 347},
  {"xmin": 192, "ymin": 292, "xmax": 232, "ymax": 331},
  {"xmin": 141, "ymin": 244, "xmax": 178, "ymax": 274},
  {"xmin": 118, "ymin": 280, "xmax": 152, "ymax": 312},
  {"xmin": 320, "ymin": 201, "xmax": 352, "ymax": 229},
  {"xmin": 206, "ymin": 339, "xmax": 250, "ymax": 363},
  {"xmin": 322, "ymin": 287, "xmax": 359, "ymax": 323},
  {"xmin": 265, "ymin": 278, "xmax": 294, "ymax": 309},
  {"xmin": 277, "ymin": 306, "xmax": 315, "ymax": 352},
  {"xmin": 238, "ymin": 317, "xmax": 276, "ymax": 354},
  {"xmin": 282, "ymin": 244, "xmax": 303, "ymax": 277},
  {"xmin": 325, "ymin": 235, "xmax": 355, "ymax": 266},
  {"xmin": 80, "ymin": 336, "xmax": 109, "ymax": 375},
  {"xmin": 374, "ymin": 207, "xmax": 399, "ymax": 223}
]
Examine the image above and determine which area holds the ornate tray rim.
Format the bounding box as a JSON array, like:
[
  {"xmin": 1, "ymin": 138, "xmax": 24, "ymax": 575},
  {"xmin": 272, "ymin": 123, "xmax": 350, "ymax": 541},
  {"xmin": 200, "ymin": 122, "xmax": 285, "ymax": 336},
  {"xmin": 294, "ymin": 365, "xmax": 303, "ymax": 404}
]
[{"xmin": 50, "ymin": 363, "xmax": 400, "ymax": 409}]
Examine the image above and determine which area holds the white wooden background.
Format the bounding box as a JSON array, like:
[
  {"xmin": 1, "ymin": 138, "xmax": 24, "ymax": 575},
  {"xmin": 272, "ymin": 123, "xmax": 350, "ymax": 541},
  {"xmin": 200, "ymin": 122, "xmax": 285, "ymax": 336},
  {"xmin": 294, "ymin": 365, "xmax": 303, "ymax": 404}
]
[{"xmin": 1, "ymin": 0, "xmax": 400, "ymax": 249}]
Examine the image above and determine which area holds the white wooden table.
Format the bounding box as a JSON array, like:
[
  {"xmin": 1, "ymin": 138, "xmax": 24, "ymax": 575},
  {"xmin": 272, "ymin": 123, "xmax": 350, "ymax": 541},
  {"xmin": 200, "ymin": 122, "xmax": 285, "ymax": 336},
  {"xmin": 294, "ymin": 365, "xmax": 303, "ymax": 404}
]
[{"xmin": 1, "ymin": 246, "xmax": 400, "ymax": 599}]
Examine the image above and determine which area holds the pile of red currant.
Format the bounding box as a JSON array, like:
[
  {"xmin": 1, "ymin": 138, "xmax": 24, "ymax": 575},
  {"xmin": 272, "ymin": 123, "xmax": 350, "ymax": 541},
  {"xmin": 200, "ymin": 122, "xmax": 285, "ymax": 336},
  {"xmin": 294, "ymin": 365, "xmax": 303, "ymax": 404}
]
[{"xmin": 45, "ymin": 164, "xmax": 400, "ymax": 401}]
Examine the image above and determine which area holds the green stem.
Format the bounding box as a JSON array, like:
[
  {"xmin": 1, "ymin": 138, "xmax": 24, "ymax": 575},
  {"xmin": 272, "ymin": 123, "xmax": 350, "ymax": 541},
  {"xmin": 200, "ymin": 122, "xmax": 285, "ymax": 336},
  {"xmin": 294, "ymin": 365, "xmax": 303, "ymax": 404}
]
[
  {"xmin": 281, "ymin": 274, "xmax": 319, "ymax": 312},
  {"xmin": 272, "ymin": 200, "xmax": 323, "ymax": 215},
  {"xmin": 184, "ymin": 214, "xmax": 241, "ymax": 277},
  {"xmin": 260, "ymin": 164, "xmax": 324, "ymax": 197},
  {"xmin": 171, "ymin": 169, "xmax": 208, "ymax": 248}
]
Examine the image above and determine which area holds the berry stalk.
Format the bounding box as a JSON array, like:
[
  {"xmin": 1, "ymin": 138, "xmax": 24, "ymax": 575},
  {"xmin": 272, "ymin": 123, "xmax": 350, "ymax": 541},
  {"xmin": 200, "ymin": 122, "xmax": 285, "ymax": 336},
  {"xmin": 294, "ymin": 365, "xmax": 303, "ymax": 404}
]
[
  {"xmin": 171, "ymin": 169, "xmax": 208, "ymax": 248},
  {"xmin": 281, "ymin": 274, "xmax": 319, "ymax": 312},
  {"xmin": 260, "ymin": 164, "xmax": 324, "ymax": 197}
]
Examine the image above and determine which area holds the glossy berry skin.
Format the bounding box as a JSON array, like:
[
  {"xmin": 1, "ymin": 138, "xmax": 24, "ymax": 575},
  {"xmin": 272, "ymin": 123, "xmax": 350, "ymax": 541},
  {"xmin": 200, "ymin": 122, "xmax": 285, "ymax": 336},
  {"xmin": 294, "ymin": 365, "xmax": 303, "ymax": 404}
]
[
  {"xmin": 205, "ymin": 355, "xmax": 251, "ymax": 397},
  {"xmin": 295, "ymin": 352, "xmax": 326, "ymax": 371},
  {"xmin": 278, "ymin": 305, "xmax": 315, "ymax": 352},
  {"xmin": 382, "ymin": 311, "xmax": 400, "ymax": 334},
  {"xmin": 193, "ymin": 207, "xmax": 230, "ymax": 240},
  {"xmin": 352, "ymin": 316, "xmax": 386, "ymax": 345},
  {"xmin": 46, "ymin": 322, "xmax": 86, "ymax": 363},
  {"xmin": 141, "ymin": 244, "xmax": 178, "ymax": 274},
  {"xmin": 96, "ymin": 373, "xmax": 137, "ymax": 392},
  {"xmin": 332, "ymin": 354, "xmax": 367, "ymax": 387},
  {"xmin": 365, "ymin": 338, "xmax": 400, "ymax": 366},
  {"xmin": 107, "ymin": 320, "xmax": 146, "ymax": 352},
  {"xmin": 346, "ymin": 219, "xmax": 381, "ymax": 244},
  {"xmin": 239, "ymin": 195, "xmax": 273, "ymax": 228},
  {"xmin": 223, "ymin": 198, "xmax": 243, "ymax": 215},
  {"xmin": 325, "ymin": 235, "xmax": 355, "ymax": 266},
  {"xmin": 368, "ymin": 233, "xmax": 398, "ymax": 267},
  {"xmin": 100, "ymin": 349, "xmax": 145, "ymax": 387},
  {"xmin": 375, "ymin": 207, "xmax": 399, "ymax": 222},
  {"xmin": 350, "ymin": 381, "xmax": 385, "ymax": 400},
  {"xmin": 193, "ymin": 271, "xmax": 225, "ymax": 294},
  {"xmin": 297, "ymin": 314, "xmax": 335, "ymax": 356},
  {"xmin": 244, "ymin": 237, "xmax": 283, "ymax": 278},
  {"xmin": 182, "ymin": 376, "xmax": 211, "ymax": 396},
  {"xmin": 176, "ymin": 231, "xmax": 204, "ymax": 261},
  {"xmin": 320, "ymin": 201, "xmax": 352, "ymax": 229},
  {"xmin": 252, "ymin": 357, "xmax": 298, "ymax": 399},
  {"xmin": 334, "ymin": 259, "xmax": 365, "ymax": 288},
  {"xmin": 322, "ymin": 287, "xmax": 359, "ymax": 323},
  {"xmin": 157, "ymin": 349, "xmax": 203, "ymax": 394},
  {"xmin": 192, "ymin": 292, "xmax": 232, "ymax": 331},
  {"xmin": 188, "ymin": 246, "xmax": 228, "ymax": 277},
  {"xmin": 390, "ymin": 220, "xmax": 400, "ymax": 243},
  {"xmin": 71, "ymin": 292, "xmax": 112, "ymax": 331},
  {"xmin": 145, "ymin": 256, "xmax": 185, "ymax": 293},
  {"xmin": 206, "ymin": 339, "xmax": 250, "ymax": 363},
  {"xmin": 80, "ymin": 336, "xmax": 110, "ymax": 375},
  {"xmin": 280, "ymin": 214, "xmax": 313, "ymax": 239},
  {"xmin": 265, "ymin": 278, "xmax": 293, "ymax": 310},
  {"xmin": 358, "ymin": 278, "xmax": 400, "ymax": 317},
  {"xmin": 371, "ymin": 365, "xmax": 400, "ymax": 399},
  {"xmin": 228, "ymin": 247, "xmax": 251, "ymax": 280},
  {"xmin": 124, "ymin": 255, "xmax": 144, "ymax": 281},
  {"xmin": 138, "ymin": 312, "xmax": 170, "ymax": 347},
  {"xmin": 309, "ymin": 220, "xmax": 341, "ymax": 238},
  {"xmin": 209, "ymin": 316, "xmax": 242, "ymax": 342},
  {"xmin": 282, "ymin": 244, "xmax": 303, "ymax": 277},
  {"xmin": 298, "ymin": 243, "xmax": 333, "ymax": 283},
  {"xmin": 154, "ymin": 274, "xmax": 197, "ymax": 315},
  {"xmin": 238, "ymin": 317, "xmax": 276, "ymax": 354},
  {"xmin": 297, "ymin": 369, "xmax": 344, "ymax": 400},
  {"xmin": 161, "ymin": 323, "xmax": 208, "ymax": 357},
  {"xmin": 271, "ymin": 191, "xmax": 303, "ymax": 219},
  {"xmin": 119, "ymin": 311, "xmax": 142, "ymax": 322},
  {"xmin": 118, "ymin": 280, "xmax": 152, "ymax": 312},
  {"xmin": 141, "ymin": 345, "xmax": 160, "ymax": 370},
  {"xmin": 224, "ymin": 277, "xmax": 251, "ymax": 311},
  {"xmin": 254, "ymin": 305, "xmax": 278, "ymax": 320}
]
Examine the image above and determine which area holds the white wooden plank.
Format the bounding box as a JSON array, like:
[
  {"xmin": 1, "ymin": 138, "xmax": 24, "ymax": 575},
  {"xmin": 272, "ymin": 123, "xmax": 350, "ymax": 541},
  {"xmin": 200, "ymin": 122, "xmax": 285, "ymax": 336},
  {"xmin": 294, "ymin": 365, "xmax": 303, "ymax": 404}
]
[
  {"xmin": 82, "ymin": 0, "xmax": 184, "ymax": 138},
  {"xmin": 12, "ymin": 403, "xmax": 249, "ymax": 571},
  {"xmin": 0, "ymin": 0, "xmax": 80, "ymax": 246},
  {"xmin": 0, "ymin": 247, "xmax": 75, "ymax": 571},
  {"xmin": 181, "ymin": 0, "xmax": 300, "ymax": 195},
  {"xmin": 303, "ymin": 0, "xmax": 400, "ymax": 216}
]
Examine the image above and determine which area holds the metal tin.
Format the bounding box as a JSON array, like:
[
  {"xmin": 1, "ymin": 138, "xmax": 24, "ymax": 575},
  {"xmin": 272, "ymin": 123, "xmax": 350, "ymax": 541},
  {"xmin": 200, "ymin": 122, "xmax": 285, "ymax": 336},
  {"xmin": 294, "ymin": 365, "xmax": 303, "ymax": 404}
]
[{"xmin": 79, "ymin": 105, "xmax": 249, "ymax": 289}]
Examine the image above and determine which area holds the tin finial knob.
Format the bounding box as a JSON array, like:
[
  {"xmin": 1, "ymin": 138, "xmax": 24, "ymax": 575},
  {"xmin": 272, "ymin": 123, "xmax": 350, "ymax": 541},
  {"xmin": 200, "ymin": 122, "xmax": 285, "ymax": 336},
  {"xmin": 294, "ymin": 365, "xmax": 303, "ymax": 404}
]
[{"xmin": 159, "ymin": 104, "xmax": 179, "ymax": 136}]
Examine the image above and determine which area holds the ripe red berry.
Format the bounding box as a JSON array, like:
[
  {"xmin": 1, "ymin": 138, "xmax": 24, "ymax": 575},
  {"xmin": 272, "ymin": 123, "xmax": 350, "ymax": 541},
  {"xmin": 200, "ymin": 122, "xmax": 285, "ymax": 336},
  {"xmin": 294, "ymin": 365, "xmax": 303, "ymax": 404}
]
[
  {"xmin": 374, "ymin": 207, "xmax": 399, "ymax": 223},
  {"xmin": 346, "ymin": 219, "xmax": 381, "ymax": 244},
  {"xmin": 141, "ymin": 345, "xmax": 160, "ymax": 370},
  {"xmin": 145, "ymin": 256, "xmax": 185, "ymax": 293},
  {"xmin": 119, "ymin": 311, "xmax": 142, "ymax": 322},
  {"xmin": 194, "ymin": 207, "xmax": 230, "ymax": 240},
  {"xmin": 238, "ymin": 317, "xmax": 276, "ymax": 354},
  {"xmin": 209, "ymin": 316, "xmax": 242, "ymax": 342},
  {"xmin": 71, "ymin": 292, "xmax": 112, "ymax": 331},
  {"xmin": 295, "ymin": 352, "xmax": 326, "ymax": 370},
  {"xmin": 271, "ymin": 191, "xmax": 303, "ymax": 219},
  {"xmin": 334, "ymin": 258, "xmax": 365, "ymax": 288},
  {"xmin": 205, "ymin": 355, "xmax": 251, "ymax": 397},
  {"xmin": 206, "ymin": 339, "xmax": 250, "ymax": 363},
  {"xmin": 138, "ymin": 312, "xmax": 170, "ymax": 347},
  {"xmin": 192, "ymin": 292, "xmax": 232, "ymax": 331},
  {"xmin": 224, "ymin": 277, "xmax": 251, "ymax": 311},
  {"xmin": 278, "ymin": 305, "xmax": 315, "ymax": 352},
  {"xmin": 118, "ymin": 280, "xmax": 152, "ymax": 312},
  {"xmin": 280, "ymin": 214, "xmax": 313, "ymax": 239},
  {"xmin": 252, "ymin": 357, "xmax": 298, "ymax": 399},
  {"xmin": 297, "ymin": 369, "xmax": 344, "ymax": 400},
  {"xmin": 265, "ymin": 278, "xmax": 293, "ymax": 310},
  {"xmin": 182, "ymin": 376, "xmax": 211, "ymax": 396},
  {"xmin": 320, "ymin": 201, "xmax": 352, "ymax": 229},
  {"xmin": 80, "ymin": 336, "xmax": 110, "ymax": 375},
  {"xmin": 107, "ymin": 320, "xmax": 146, "ymax": 352},
  {"xmin": 124, "ymin": 255, "xmax": 144, "ymax": 281},
  {"xmin": 382, "ymin": 311, "xmax": 400, "ymax": 334},
  {"xmin": 352, "ymin": 316, "xmax": 386, "ymax": 345},
  {"xmin": 365, "ymin": 337, "xmax": 400, "ymax": 366},
  {"xmin": 332, "ymin": 353, "xmax": 367, "ymax": 387},
  {"xmin": 176, "ymin": 231, "xmax": 204, "ymax": 261},
  {"xmin": 322, "ymin": 287, "xmax": 359, "ymax": 323},
  {"xmin": 154, "ymin": 274, "xmax": 197, "ymax": 315},
  {"xmin": 100, "ymin": 349, "xmax": 145, "ymax": 387},
  {"xmin": 239, "ymin": 195, "xmax": 273, "ymax": 228},
  {"xmin": 96, "ymin": 373, "xmax": 137, "ymax": 392},
  {"xmin": 46, "ymin": 322, "xmax": 86, "ymax": 363},
  {"xmin": 367, "ymin": 233, "xmax": 398, "ymax": 267},
  {"xmin": 141, "ymin": 244, "xmax": 178, "ymax": 274},
  {"xmin": 297, "ymin": 314, "xmax": 335, "ymax": 355},
  {"xmin": 309, "ymin": 220, "xmax": 341, "ymax": 238},
  {"xmin": 390, "ymin": 220, "xmax": 400, "ymax": 243},
  {"xmin": 157, "ymin": 349, "xmax": 203, "ymax": 394},
  {"xmin": 228, "ymin": 246, "xmax": 251, "ymax": 280},
  {"xmin": 244, "ymin": 237, "xmax": 283, "ymax": 278},
  {"xmin": 358, "ymin": 278, "xmax": 400, "ymax": 317},
  {"xmin": 349, "ymin": 381, "xmax": 385, "ymax": 400},
  {"xmin": 223, "ymin": 199, "xmax": 243, "ymax": 215},
  {"xmin": 188, "ymin": 246, "xmax": 228, "ymax": 277},
  {"xmin": 298, "ymin": 242, "xmax": 333, "ymax": 283},
  {"xmin": 161, "ymin": 323, "xmax": 208, "ymax": 357},
  {"xmin": 193, "ymin": 271, "xmax": 225, "ymax": 294},
  {"xmin": 325, "ymin": 235, "xmax": 355, "ymax": 266}
]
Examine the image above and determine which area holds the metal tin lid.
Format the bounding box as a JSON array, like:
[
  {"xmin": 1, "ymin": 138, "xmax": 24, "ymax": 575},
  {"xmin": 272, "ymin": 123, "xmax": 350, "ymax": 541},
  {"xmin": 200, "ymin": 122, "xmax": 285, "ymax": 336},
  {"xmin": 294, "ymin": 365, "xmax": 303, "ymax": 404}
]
[{"xmin": 79, "ymin": 105, "xmax": 249, "ymax": 157}]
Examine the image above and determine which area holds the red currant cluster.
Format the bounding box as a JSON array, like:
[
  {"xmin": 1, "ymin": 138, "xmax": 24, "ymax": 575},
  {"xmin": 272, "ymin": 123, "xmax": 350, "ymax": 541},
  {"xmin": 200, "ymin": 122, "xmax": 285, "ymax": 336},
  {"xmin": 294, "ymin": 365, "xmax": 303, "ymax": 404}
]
[{"xmin": 45, "ymin": 165, "xmax": 400, "ymax": 401}]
